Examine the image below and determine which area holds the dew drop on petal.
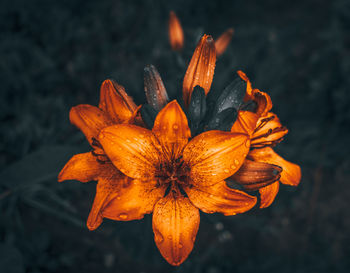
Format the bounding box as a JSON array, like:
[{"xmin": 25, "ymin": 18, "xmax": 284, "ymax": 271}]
[
  {"xmin": 224, "ymin": 169, "xmax": 229, "ymax": 173},
  {"xmin": 234, "ymin": 159, "xmax": 240, "ymax": 166},
  {"xmin": 118, "ymin": 213, "xmax": 128, "ymax": 220}
]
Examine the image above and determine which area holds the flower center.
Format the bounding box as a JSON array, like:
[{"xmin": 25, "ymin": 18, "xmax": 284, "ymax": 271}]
[{"xmin": 155, "ymin": 156, "xmax": 190, "ymax": 188}]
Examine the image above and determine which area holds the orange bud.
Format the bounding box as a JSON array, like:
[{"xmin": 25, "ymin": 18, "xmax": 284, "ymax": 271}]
[
  {"xmin": 215, "ymin": 28, "xmax": 234, "ymax": 56},
  {"xmin": 182, "ymin": 34, "xmax": 216, "ymax": 107},
  {"xmin": 169, "ymin": 11, "xmax": 184, "ymax": 51}
]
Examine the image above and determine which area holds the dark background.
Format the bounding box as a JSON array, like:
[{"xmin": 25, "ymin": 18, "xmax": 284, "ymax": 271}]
[{"xmin": 1, "ymin": 0, "xmax": 349, "ymax": 272}]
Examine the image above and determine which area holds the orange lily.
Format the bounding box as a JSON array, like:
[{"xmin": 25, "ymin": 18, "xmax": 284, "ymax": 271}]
[
  {"xmin": 97, "ymin": 100, "xmax": 257, "ymax": 266},
  {"xmin": 58, "ymin": 79, "xmax": 144, "ymax": 230},
  {"xmin": 231, "ymin": 71, "xmax": 301, "ymax": 208}
]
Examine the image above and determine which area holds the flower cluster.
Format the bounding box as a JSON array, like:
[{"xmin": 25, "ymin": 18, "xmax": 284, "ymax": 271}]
[{"xmin": 58, "ymin": 15, "xmax": 301, "ymax": 266}]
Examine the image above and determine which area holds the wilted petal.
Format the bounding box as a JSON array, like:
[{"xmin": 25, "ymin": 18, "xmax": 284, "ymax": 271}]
[
  {"xmin": 251, "ymin": 112, "xmax": 288, "ymax": 148},
  {"xmin": 58, "ymin": 152, "xmax": 104, "ymax": 182},
  {"xmin": 183, "ymin": 34, "xmax": 216, "ymax": 107},
  {"xmin": 152, "ymin": 101, "xmax": 191, "ymax": 160},
  {"xmin": 231, "ymin": 159, "xmax": 282, "ymax": 190},
  {"xmin": 249, "ymin": 147, "xmax": 301, "ymax": 186},
  {"xmin": 70, "ymin": 105, "xmax": 113, "ymax": 146},
  {"xmin": 102, "ymin": 179, "xmax": 166, "ymax": 222},
  {"xmin": 144, "ymin": 65, "xmax": 169, "ymax": 111},
  {"xmin": 184, "ymin": 181, "xmax": 256, "ymax": 215},
  {"xmin": 215, "ymin": 28, "xmax": 234, "ymax": 56},
  {"xmin": 183, "ymin": 130, "xmax": 250, "ymax": 187},
  {"xmin": 259, "ymin": 181, "xmax": 280, "ymax": 208},
  {"xmin": 152, "ymin": 192, "xmax": 200, "ymax": 266},
  {"xmin": 87, "ymin": 168, "xmax": 129, "ymax": 230},
  {"xmin": 231, "ymin": 110, "xmax": 259, "ymax": 136},
  {"xmin": 169, "ymin": 11, "xmax": 184, "ymax": 51},
  {"xmin": 99, "ymin": 79, "xmax": 137, "ymax": 123},
  {"xmin": 98, "ymin": 124, "xmax": 161, "ymax": 180}
]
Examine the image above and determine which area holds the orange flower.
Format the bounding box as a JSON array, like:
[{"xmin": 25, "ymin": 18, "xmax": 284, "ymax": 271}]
[
  {"xmin": 97, "ymin": 101, "xmax": 257, "ymax": 265},
  {"xmin": 58, "ymin": 79, "xmax": 143, "ymax": 230},
  {"xmin": 183, "ymin": 34, "xmax": 216, "ymax": 107},
  {"xmin": 231, "ymin": 71, "xmax": 301, "ymax": 208},
  {"xmin": 169, "ymin": 11, "xmax": 184, "ymax": 51}
]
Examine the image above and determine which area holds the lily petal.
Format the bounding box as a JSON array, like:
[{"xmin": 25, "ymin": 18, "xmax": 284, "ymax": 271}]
[
  {"xmin": 152, "ymin": 101, "xmax": 191, "ymax": 160},
  {"xmin": 58, "ymin": 152, "xmax": 105, "ymax": 182},
  {"xmin": 70, "ymin": 105, "xmax": 113, "ymax": 146},
  {"xmin": 251, "ymin": 89, "xmax": 272, "ymax": 117},
  {"xmin": 183, "ymin": 131, "xmax": 250, "ymax": 187},
  {"xmin": 152, "ymin": 192, "xmax": 200, "ymax": 266},
  {"xmin": 98, "ymin": 124, "xmax": 161, "ymax": 180},
  {"xmin": 169, "ymin": 11, "xmax": 184, "ymax": 51},
  {"xmin": 259, "ymin": 181, "xmax": 280, "ymax": 208},
  {"xmin": 251, "ymin": 112, "xmax": 288, "ymax": 148},
  {"xmin": 87, "ymin": 169, "xmax": 129, "ymax": 230},
  {"xmin": 184, "ymin": 181, "xmax": 256, "ymax": 215},
  {"xmin": 231, "ymin": 110, "xmax": 259, "ymax": 136},
  {"xmin": 248, "ymin": 147, "xmax": 301, "ymax": 186},
  {"xmin": 231, "ymin": 159, "xmax": 282, "ymax": 190},
  {"xmin": 102, "ymin": 179, "xmax": 166, "ymax": 222},
  {"xmin": 215, "ymin": 28, "xmax": 234, "ymax": 57},
  {"xmin": 99, "ymin": 79, "xmax": 137, "ymax": 123},
  {"xmin": 183, "ymin": 34, "xmax": 216, "ymax": 107}
]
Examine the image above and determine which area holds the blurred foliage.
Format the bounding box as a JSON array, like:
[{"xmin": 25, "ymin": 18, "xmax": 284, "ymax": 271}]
[{"xmin": 0, "ymin": 0, "xmax": 349, "ymax": 272}]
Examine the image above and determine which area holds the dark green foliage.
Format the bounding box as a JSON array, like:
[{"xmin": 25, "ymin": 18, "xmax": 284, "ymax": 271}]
[
  {"xmin": 205, "ymin": 107, "xmax": 237, "ymax": 131},
  {"xmin": 187, "ymin": 86, "xmax": 206, "ymax": 135},
  {"xmin": 140, "ymin": 104, "xmax": 158, "ymax": 129}
]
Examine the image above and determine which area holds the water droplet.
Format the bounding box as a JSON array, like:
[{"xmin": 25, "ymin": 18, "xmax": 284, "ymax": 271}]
[
  {"xmin": 230, "ymin": 165, "xmax": 236, "ymax": 169},
  {"xmin": 224, "ymin": 169, "xmax": 229, "ymax": 173},
  {"xmin": 118, "ymin": 213, "xmax": 128, "ymax": 220},
  {"xmin": 110, "ymin": 141, "xmax": 114, "ymax": 145},
  {"xmin": 126, "ymin": 139, "xmax": 131, "ymax": 143},
  {"xmin": 100, "ymin": 133, "xmax": 105, "ymax": 139},
  {"xmin": 178, "ymin": 243, "xmax": 183, "ymax": 249},
  {"xmin": 234, "ymin": 159, "xmax": 240, "ymax": 166},
  {"xmin": 173, "ymin": 124, "xmax": 179, "ymax": 130},
  {"xmin": 211, "ymin": 173, "xmax": 217, "ymax": 176},
  {"xmin": 139, "ymin": 134, "xmax": 145, "ymax": 138}
]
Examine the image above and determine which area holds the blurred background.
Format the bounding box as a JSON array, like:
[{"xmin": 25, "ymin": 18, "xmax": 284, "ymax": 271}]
[{"xmin": 1, "ymin": 0, "xmax": 349, "ymax": 272}]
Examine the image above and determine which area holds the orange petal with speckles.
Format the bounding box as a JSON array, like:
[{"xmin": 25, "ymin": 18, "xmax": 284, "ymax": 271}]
[
  {"xmin": 99, "ymin": 79, "xmax": 137, "ymax": 123},
  {"xmin": 102, "ymin": 179, "xmax": 166, "ymax": 222},
  {"xmin": 215, "ymin": 28, "xmax": 234, "ymax": 56},
  {"xmin": 152, "ymin": 100, "xmax": 191, "ymax": 161},
  {"xmin": 184, "ymin": 181, "xmax": 256, "ymax": 215},
  {"xmin": 69, "ymin": 105, "xmax": 113, "ymax": 146},
  {"xmin": 259, "ymin": 181, "xmax": 280, "ymax": 208},
  {"xmin": 87, "ymin": 168, "xmax": 129, "ymax": 230},
  {"xmin": 251, "ymin": 112, "xmax": 288, "ymax": 148},
  {"xmin": 152, "ymin": 192, "xmax": 200, "ymax": 266},
  {"xmin": 183, "ymin": 34, "xmax": 216, "ymax": 107},
  {"xmin": 98, "ymin": 124, "xmax": 160, "ymax": 180},
  {"xmin": 58, "ymin": 152, "xmax": 105, "ymax": 183},
  {"xmin": 169, "ymin": 11, "xmax": 184, "ymax": 51},
  {"xmin": 183, "ymin": 130, "xmax": 250, "ymax": 187},
  {"xmin": 231, "ymin": 110, "xmax": 259, "ymax": 136},
  {"xmin": 248, "ymin": 147, "xmax": 301, "ymax": 186}
]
